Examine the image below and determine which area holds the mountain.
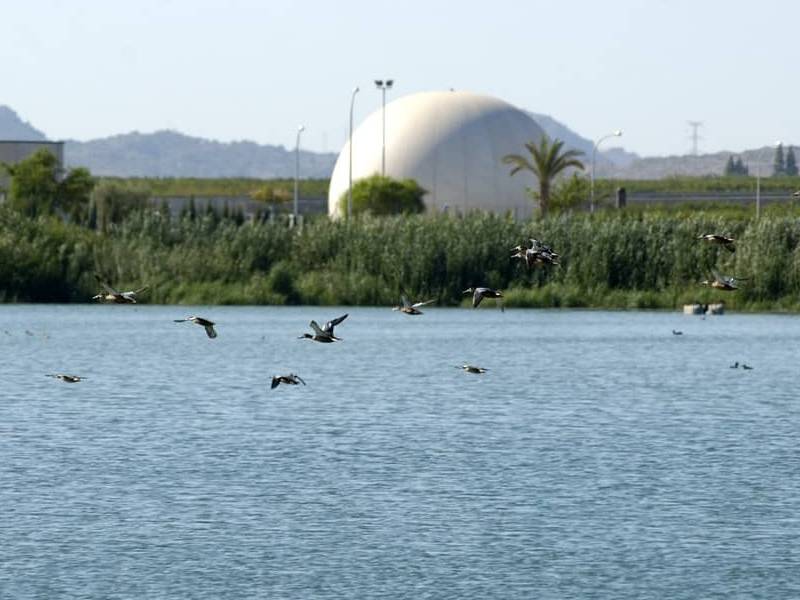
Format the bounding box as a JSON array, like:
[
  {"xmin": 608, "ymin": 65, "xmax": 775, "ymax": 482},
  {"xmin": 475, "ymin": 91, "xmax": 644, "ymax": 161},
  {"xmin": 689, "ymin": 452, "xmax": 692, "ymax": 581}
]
[
  {"xmin": 0, "ymin": 106, "xmax": 47, "ymax": 140},
  {"xmin": 528, "ymin": 112, "xmax": 639, "ymax": 168},
  {"xmin": 64, "ymin": 130, "xmax": 338, "ymax": 178}
]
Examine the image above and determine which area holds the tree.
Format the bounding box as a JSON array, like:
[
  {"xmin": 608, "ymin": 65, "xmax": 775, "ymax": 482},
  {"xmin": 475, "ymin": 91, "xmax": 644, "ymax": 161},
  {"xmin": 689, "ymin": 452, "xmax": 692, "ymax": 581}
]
[
  {"xmin": 785, "ymin": 146, "xmax": 798, "ymax": 176},
  {"xmin": 502, "ymin": 137, "xmax": 584, "ymax": 218},
  {"xmin": 342, "ymin": 175, "xmax": 426, "ymax": 217},
  {"xmin": 2, "ymin": 149, "xmax": 94, "ymax": 219},
  {"xmin": 549, "ymin": 173, "xmax": 591, "ymax": 213},
  {"xmin": 724, "ymin": 155, "xmax": 749, "ymax": 176},
  {"xmin": 90, "ymin": 179, "xmax": 150, "ymax": 232},
  {"xmin": 724, "ymin": 156, "xmax": 736, "ymax": 176},
  {"xmin": 773, "ymin": 143, "xmax": 785, "ymax": 176}
]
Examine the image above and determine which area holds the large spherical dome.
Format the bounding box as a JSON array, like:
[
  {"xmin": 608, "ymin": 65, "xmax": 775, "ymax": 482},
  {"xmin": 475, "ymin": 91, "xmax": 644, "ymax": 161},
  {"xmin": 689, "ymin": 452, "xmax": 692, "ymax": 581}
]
[{"xmin": 328, "ymin": 90, "xmax": 545, "ymax": 218}]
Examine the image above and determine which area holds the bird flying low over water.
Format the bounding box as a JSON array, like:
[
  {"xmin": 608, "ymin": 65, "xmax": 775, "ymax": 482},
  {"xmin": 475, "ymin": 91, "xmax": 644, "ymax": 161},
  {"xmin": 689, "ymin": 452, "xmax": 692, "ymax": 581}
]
[
  {"xmin": 511, "ymin": 238, "xmax": 560, "ymax": 268},
  {"xmin": 271, "ymin": 373, "xmax": 306, "ymax": 389},
  {"xmin": 463, "ymin": 287, "xmax": 503, "ymax": 309},
  {"xmin": 700, "ymin": 269, "xmax": 746, "ymax": 292},
  {"xmin": 672, "ymin": 329, "xmax": 683, "ymax": 335},
  {"xmin": 456, "ymin": 364, "xmax": 488, "ymax": 374},
  {"xmin": 393, "ymin": 295, "xmax": 434, "ymax": 315},
  {"xmin": 697, "ymin": 233, "xmax": 736, "ymax": 252},
  {"xmin": 174, "ymin": 316, "xmax": 217, "ymax": 338},
  {"xmin": 93, "ymin": 275, "xmax": 148, "ymax": 303},
  {"xmin": 47, "ymin": 373, "xmax": 86, "ymax": 383},
  {"xmin": 299, "ymin": 313, "xmax": 348, "ymax": 342}
]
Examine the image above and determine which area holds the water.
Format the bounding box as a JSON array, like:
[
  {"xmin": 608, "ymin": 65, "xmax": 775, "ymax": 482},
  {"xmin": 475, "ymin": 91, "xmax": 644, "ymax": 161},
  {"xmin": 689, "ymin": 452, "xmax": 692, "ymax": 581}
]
[{"xmin": 2, "ymin": 305, "xmax": 799, "ymax": 599}]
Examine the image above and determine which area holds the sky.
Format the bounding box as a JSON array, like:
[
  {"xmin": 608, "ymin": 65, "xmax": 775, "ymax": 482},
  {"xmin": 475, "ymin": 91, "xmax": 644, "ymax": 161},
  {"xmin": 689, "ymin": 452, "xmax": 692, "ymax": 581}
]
[{"xmin": 1, "ymin": 0, "xmax": 797, "ymax": 157}]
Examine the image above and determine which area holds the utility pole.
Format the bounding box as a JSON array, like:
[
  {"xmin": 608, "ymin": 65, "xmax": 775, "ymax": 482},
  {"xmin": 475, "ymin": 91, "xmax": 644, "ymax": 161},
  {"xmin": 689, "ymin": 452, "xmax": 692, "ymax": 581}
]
[{"xmin": 687, "ymin": 121, "xmax": 703, "ymax": 156}]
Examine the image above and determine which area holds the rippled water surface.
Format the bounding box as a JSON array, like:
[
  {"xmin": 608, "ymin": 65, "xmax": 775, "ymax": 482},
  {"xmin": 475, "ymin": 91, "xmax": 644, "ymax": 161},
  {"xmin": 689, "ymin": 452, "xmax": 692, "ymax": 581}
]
[{"xmin": 2, "ymin": 305, "xmax": 800, "ymax": 599}]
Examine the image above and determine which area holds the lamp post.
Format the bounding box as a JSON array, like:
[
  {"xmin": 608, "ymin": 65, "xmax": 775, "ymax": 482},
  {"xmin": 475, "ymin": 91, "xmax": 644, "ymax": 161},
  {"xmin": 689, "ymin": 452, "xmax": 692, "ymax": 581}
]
[
  {"xmin": 374, "ymin": 79, "xmax": 394, "ymax": 177},
  {"xmin": 348, "ymin": 86, "xmax": 359, "ymax": 220},
  {"xmin": 293, "ymin": 125, "xmax": 305, "ymax": 224},
  {"xmin": 590, "ymin": 130, "xmax": 623, "ymax": 213},
  {"xmin": 756, "ymin": 140, "xmax": 781, "ymax": 219}
]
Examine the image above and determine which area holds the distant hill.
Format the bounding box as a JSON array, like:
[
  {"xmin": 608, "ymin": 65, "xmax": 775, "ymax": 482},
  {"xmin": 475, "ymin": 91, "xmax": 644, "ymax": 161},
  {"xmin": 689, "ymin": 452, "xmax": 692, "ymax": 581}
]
[
  {"xmin": 64, "ymin": 130, "xmax": 338, "ymax": 178},
  {"xmin": 0, "ymin": 106, "xmax": 47, "ymax": 141},
  {"xmin": 528, "ymin": 112, "xmax": 639, "ymax": 168},
  {"xmin": 1, "ymin": 103, "xmax": 787, "ymax": 181}
]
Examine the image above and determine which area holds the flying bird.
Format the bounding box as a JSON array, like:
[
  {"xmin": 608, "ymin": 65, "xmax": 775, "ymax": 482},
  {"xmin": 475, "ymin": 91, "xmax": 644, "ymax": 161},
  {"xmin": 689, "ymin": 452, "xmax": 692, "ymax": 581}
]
[
  {"xmin": 456, "ymin": 364, "xmax": 488, "ymax": 374},
  {"xmin": 93, "ymin": 275, "xmax": 148, "ymax": 303},
  {"xmin": 463, "ymin": 287, "xmax": 503, "ymax": 309},
  {"xmin": 299, "ymin": 313, "xmax": 348, "ymax": 342},
  {"xmin": 271, "ymin": 373, "xmax": 306, "ymax": 389},
  {"xmin": 174, "ymin": 316, "xmax": 217, "ymax": 338},
  {"xmin": 47, "ymin": 373, "xmax": 86, "ymax": 383},
  {"xmin": 393, "ymin": 295, "xmax": 434, "ymax": 315},
  {"xmin": 700, "ymin": 269, "xmax": 745, "ymax": 292},
  {"xmin": 697, "ymin": 233, "xmax": 736, "ymax": 252}
]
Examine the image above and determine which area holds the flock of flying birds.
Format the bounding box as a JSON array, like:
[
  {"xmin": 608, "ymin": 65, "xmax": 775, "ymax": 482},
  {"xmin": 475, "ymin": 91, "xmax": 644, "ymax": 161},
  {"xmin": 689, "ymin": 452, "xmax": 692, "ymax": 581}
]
[{"xmin": 45, "ymin": 233, "xmax": 749, "ymax": 385}]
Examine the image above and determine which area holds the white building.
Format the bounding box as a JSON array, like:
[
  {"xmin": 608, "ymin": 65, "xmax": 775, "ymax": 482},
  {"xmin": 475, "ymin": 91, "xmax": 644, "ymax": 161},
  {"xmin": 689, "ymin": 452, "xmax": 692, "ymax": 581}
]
[{"xmin": 328, "ymin": 90, "xmax": 545, "ymax": 218}]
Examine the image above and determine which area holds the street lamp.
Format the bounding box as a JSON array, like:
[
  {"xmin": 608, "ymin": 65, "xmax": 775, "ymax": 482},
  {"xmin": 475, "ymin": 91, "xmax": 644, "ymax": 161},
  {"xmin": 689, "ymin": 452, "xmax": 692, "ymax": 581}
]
[
  {"xmin": 375, "ymin": 79, "xmax": 394, "ymax": 177},
  {"xmin": 756, "ymin": 140, "xmax": 781, "ymax": 219},
  {"xmin": 293, "ymin": 124, "xmax": 305, "ymax": 224},
  {"xmin": 348, "ymin": 86, "xmax": 360, "ymax": 220},
  {"xmin": 590, "ymin": 130, "xmax": 623, "ymax": 213}
]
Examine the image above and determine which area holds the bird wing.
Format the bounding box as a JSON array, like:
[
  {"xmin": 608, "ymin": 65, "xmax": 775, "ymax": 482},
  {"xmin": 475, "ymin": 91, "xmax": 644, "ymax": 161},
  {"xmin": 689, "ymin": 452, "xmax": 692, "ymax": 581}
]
[
  {"xmin": 473, "ymin": 289, "xmax": 484, "ymax": 308},
  {"xmin": 271, "ymin": 377, "xmax": 280, "ymax": 389},
  {"xmin": 324, "ymin": 313, "xmax": 348, "ymax": 333},
  {"xmin": 711, "ymin": 269, "xmax": 725, "ymax": 284},
  {"xmin": 412, "ymin": 299, "xmax": 434, "ymax": 308},
  {"xmin": 95, "ymin": 276, "xmax": 121, "ymax": 297},
  {"xmin": 174, "ymin": 318, "xmax": 189, "ymax": 323},
  {"xmin": 310, "ymin": 320, "xmax": 327, "ymax": 336},
  {"xmin": 204, "ymin": 324, "xmax": 217, "ymax": 338},
  {"xmin": 294, "ymin": 375, "xmax": 307, "ymax": 385},
  {"xmin": 400, "ymin": 295, "xmax": 412, "ymax": 308}
]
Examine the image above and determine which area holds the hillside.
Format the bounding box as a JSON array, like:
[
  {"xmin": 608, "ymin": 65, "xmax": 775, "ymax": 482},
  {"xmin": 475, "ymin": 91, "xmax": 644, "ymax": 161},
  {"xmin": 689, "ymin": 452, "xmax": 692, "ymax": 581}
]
[
  {"xmin": 0, "ymin": 106, "xmax": 46, "ymax": 141},
  {"xmin": 64, "ymin": 130, "xmax": 338, "ymax": 178}
]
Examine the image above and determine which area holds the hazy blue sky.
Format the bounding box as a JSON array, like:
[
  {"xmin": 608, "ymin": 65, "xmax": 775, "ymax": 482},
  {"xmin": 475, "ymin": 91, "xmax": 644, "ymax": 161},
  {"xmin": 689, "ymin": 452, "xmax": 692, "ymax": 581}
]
[{"xmin": 1, "ymin": 0, "xmax": 796, "ymax": 157}]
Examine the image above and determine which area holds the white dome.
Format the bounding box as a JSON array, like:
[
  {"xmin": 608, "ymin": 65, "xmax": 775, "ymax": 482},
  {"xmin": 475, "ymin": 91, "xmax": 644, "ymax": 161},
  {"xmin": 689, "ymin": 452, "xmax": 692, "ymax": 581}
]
[{"xmin": 328, "ymin": 90, "xmax": 545, "ymax": 218}]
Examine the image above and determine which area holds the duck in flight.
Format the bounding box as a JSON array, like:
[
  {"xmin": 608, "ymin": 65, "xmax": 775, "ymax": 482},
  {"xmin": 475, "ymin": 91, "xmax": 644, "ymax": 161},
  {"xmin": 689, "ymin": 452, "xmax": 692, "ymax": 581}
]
[
  {"xmin": 463, "ymin": 287, "xmax": 504, "ymax": 309},
  {"xmin": 299, "ymin": 313, "xmax": 348, "ymax": 342},
  {"xmin": 271, "ymin": 373, "xmax": 306, "ymax": 389},
  {"xmin": 456, "ymin": 364, "xmax": 488, "ymax": 374},
  {"xmin": 700, "ymin": 269, "xmax": 745, "ymax": 292},
  {"xmin": 393, "ymin": 295, "xmax": 434, "ymax": 315},
  {"xmin": 697, "ymin": 233, "xmax": 736, "ymax": 252},
  {"xmin": 174, "ymin": 316, "xmax": 217, "ymax": 338},
  {"xmin": 93, "ymin": 276, "xmax": 148, "ymax": 303},
  {"xmin": 47, "ymin": 373, "xmax": 86, "ymax": 383}
]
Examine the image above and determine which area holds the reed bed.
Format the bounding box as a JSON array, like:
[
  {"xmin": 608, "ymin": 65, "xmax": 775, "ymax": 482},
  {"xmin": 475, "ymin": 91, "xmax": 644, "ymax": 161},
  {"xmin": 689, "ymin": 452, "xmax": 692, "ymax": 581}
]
[{"xmin": 3, "ymin": 206, "xmax": 800, "ymax": 310}]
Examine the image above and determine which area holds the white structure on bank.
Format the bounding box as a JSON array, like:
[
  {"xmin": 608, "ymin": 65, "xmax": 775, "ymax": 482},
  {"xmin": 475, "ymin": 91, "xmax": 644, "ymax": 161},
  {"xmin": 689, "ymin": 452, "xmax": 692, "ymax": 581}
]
[{"xmin": 328, "ymin": 90, "xmax": 546, "ymax": 218}]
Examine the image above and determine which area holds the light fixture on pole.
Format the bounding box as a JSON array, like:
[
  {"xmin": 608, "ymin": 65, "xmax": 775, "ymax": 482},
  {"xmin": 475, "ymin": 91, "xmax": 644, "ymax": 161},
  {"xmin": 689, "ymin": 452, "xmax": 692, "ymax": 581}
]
[
  {"xmin": 590, "ymin": 130, "xmax": 623, "ymax": 213},
  {"xmin": 756, "ymin": 140, "xmax": 781, "ymax": 219},
  {"xmin": 348, "ymin": 86, "xmax": 359, "ymax": 220},
  {"xmin": 293, "ymin": 124, "xmax": 305, "ymax": 224},
  {"xmin": 375, "ymin": 79, "xmax": 394, "ymax": 177}
]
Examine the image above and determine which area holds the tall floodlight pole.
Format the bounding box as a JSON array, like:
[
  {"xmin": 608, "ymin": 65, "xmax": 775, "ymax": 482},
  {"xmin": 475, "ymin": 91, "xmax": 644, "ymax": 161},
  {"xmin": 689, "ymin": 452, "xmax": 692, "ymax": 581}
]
[
  {"xmin": 756, "ymin": 140, "xmax": 781, "ymax": 219},
  {"xmin": 590, "ymin": 130, "xmax": 623, "ymax": 213},
  {"xmin": 293, "ymin": 125, "xmax": 305, "ymax": 224},
  {"xmin": 348, "ymin": 86, "xmax": 360, "ymax": 220},
  {"xmin": 375, "ymin": 79, "xmax": 394, "ymax": 177}
]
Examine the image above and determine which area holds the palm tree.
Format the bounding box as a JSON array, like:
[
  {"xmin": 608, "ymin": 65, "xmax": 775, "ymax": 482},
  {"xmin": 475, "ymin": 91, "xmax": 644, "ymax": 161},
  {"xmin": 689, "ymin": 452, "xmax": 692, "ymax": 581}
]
[{"xmin": 503, "ymin": 137, "xmax": 584, "ymax": 218}]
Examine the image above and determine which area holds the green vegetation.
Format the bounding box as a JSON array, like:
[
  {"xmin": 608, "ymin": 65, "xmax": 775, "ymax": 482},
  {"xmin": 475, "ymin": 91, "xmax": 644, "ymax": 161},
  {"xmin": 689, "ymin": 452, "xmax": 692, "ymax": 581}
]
[
  {"xmin": 723, "ymin": 155, "xmax": 749, "ymax": 176},
  {"xmin": 4, "ymin": 204, "xmax": 800, "ymax": 311},
  {"xmin": 341, "ymin": 175, "xmax": 426, "ymax": 217},
  {"xmin": 101, "ymin": 176, "xmax": 329, "ymax": 198},
  {"xmin": 1, "ymin": 149, "xmax": 95, "ymax": 220},
  {"xmin": 503, "ymin": 137, "xmax": 585, "ymax": 218}
]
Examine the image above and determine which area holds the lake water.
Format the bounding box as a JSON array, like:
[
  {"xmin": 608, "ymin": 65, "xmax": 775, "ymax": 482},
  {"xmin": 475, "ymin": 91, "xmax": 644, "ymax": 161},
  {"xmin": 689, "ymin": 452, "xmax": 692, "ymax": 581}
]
[{"xmin": 2, "ymin": 305, "xmax": 799, "ymax": 599}]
